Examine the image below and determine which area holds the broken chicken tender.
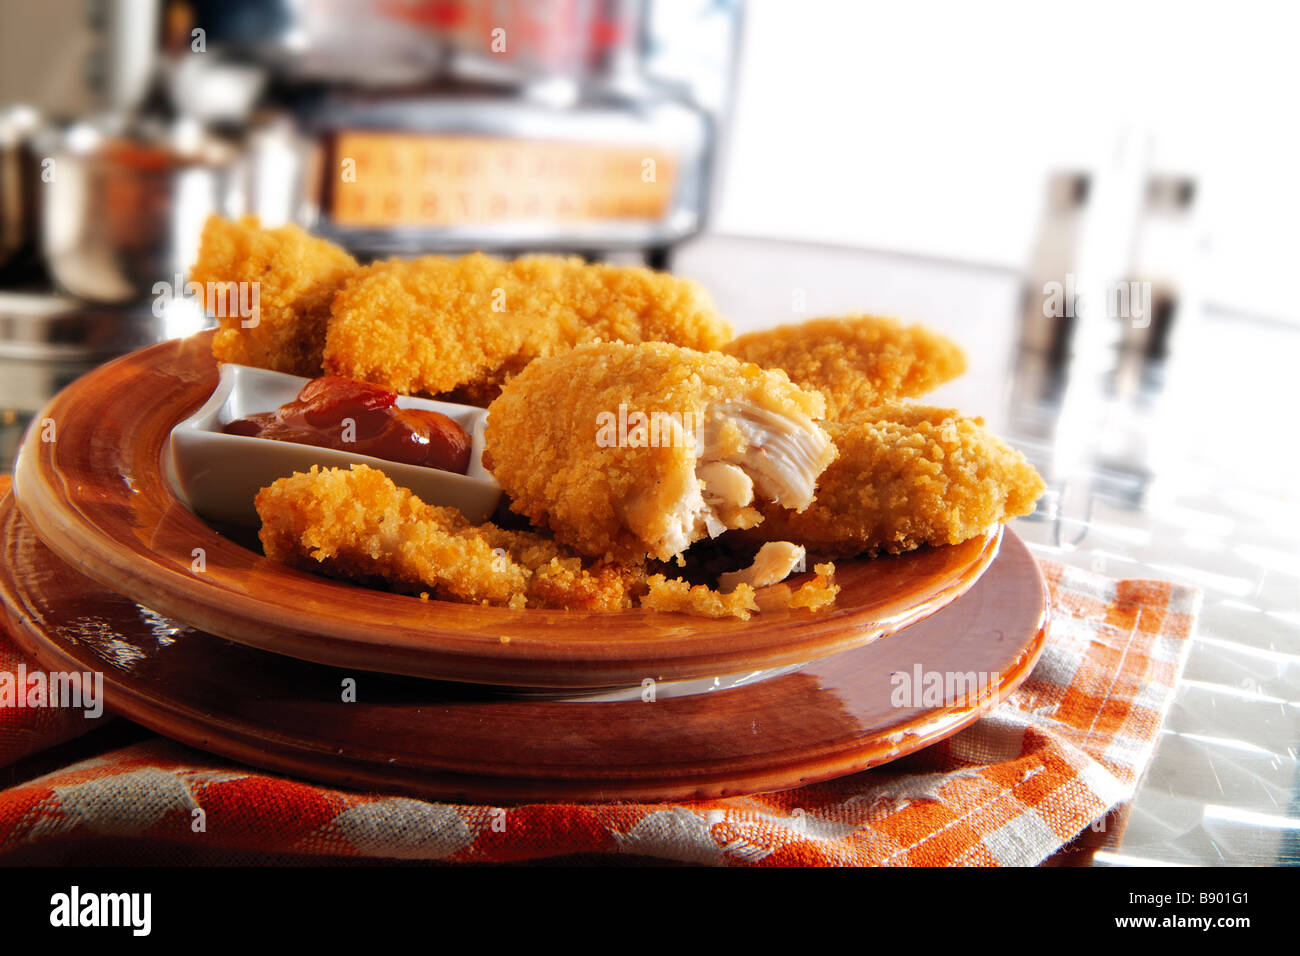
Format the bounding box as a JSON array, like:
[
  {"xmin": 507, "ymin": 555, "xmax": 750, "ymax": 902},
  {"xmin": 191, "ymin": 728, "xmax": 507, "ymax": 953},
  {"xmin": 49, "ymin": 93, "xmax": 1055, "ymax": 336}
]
[
  {"xmin": 723, "ymin": 315, "xmax": 967, "ymax": 419},
  {"xmin": 254, "ymin": 464, "xmax": 837, "ymax": 619},
  {"xmin": 748, "ymin": 403, "xmax": 1045, "ymax": 557},
  {"xmin": 255, "ymin": 464, "xmax": 639, "ymax": 610},
  {"xmin": 482, "ymin": 342, "xmax": 837, "ymax": 564},
  {"xmin": 322, "ymin": 252, "xmax": 734, "ymax": 404},
  {"xmin": 191, "ymin": 215, "xmax": 358, "ymax": 377}
]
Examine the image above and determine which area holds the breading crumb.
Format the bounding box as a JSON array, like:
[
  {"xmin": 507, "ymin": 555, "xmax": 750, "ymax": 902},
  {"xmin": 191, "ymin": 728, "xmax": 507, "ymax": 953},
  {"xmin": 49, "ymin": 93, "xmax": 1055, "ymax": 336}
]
[
  {"xmin": 790, "ymin": 562, "xmax": 840, "ymax": 611},
  {"xmin": 641, "ymin": 574, "xmax": 760, "ymax": 620}
]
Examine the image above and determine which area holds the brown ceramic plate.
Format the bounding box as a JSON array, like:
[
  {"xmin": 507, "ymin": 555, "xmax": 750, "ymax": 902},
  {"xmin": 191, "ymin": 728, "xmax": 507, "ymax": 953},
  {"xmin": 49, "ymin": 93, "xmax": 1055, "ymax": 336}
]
[
  {"xmin": 13, "ymin": 331, "xmax": 1002, "ymax": 689},
  {"xmin": 0, "ymin": 495, "xmax": 1049, "ymax": 803}
]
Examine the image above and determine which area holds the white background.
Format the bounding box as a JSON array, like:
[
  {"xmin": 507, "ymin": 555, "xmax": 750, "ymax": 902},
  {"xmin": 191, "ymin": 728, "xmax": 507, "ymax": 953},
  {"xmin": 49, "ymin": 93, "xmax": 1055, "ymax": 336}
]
[{"xmin": 713, "ymin": 0, "xmax": 1300, "ymax": 321}]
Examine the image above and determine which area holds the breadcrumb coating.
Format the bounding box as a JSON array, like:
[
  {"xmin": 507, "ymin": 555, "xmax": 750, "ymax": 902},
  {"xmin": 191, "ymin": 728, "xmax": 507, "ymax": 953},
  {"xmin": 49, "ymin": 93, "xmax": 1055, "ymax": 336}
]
[
  {"xmin": 483, "ymin": 342, "xmax": 835, "ymax": 564},
  {"xmin": 748, "ymin": 404, "xmax": 1045, "ymax": 557},
  {"xmin": 255, "ymin": 464, "xmax": 638, "ymax": 610},
  {"xmin": 191, "ymin": 215, "xmax": 358, "ymax": 376},
  {"xmin": 723, "ymin": 315, "xmax": 967, "ymax": 419},
  {"xmin": 323, "ymin": 252, "xmax": 733, "ymax": 403}
]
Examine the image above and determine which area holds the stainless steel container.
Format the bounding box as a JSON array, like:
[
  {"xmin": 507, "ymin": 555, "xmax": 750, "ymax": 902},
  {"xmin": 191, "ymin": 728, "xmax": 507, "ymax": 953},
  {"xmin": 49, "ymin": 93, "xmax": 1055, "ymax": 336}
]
[
  {"xmin": 38, "ymin": 117, "xmax": 241, "ymax": 304},
  {"xmin": 0, "ymin": 290, "xmax": 212, "ymax": 469}
]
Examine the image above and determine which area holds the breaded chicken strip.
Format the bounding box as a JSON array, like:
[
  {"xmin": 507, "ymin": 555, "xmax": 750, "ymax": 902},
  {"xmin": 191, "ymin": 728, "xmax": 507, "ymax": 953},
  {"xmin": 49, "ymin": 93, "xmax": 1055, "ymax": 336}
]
[
  {"xmin": 256, "ymin": 464, "xmax": 639, "ymax": 610},
  {"xmin": 191, "ymin": 215, "xmax": 358, "ymax": 376},
  {"xmin": 256, "ymin": 463, "xmax": 832, "ymax": 619},
  {"xmin": 323, "ymin": 253, "xmax": 733, "ymax": 404},
  {"xmin": 747, "ymin": 403, "xmax": 1045, "ymax": 557},
  {"xmin": 483, "ymin": 342, "xmax": 837, "ymax": 564},
  {"xmin": 723, "ymin": 315, "xmax": 967, "ymax": 419}
]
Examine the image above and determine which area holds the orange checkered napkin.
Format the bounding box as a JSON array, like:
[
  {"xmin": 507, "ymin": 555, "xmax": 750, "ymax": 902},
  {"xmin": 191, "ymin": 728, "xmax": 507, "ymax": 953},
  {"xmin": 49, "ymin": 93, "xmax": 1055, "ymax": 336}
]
[
  {"xmin": 0, "ymin": 560, "xmax": 1199, "ymax": 866},
  {"xmin": 0, "ymin": 635, "xmax": 116, "ymax": 771}
]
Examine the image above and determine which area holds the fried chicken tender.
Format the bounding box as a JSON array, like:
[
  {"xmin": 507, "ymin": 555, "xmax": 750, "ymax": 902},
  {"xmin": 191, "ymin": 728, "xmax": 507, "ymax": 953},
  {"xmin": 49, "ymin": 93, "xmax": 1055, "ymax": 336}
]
[
  {"xmin": 723, "ymin": 315, "xmax": 967, "ymax": 419},
  {"xmin": 323, "ymin": 253, "xmax": 733, "ymax": 404},
  {"xmin": 191, "ymin": 215, "xmax": 359, "ymax": 376},
  {"xmin": 748, "ymin": 403, "xmax": 1045, "ymax": 557},
  {"xmin": 255, "ymin": 464, "xmax": 639, "ymax": 610},
  {"xmin": 483, "ymin": 342, "xmax": 837, "ymax": 564},
  {"xmin": 255, "ymin": 463, "xmax": 834, "ymax": 619}
]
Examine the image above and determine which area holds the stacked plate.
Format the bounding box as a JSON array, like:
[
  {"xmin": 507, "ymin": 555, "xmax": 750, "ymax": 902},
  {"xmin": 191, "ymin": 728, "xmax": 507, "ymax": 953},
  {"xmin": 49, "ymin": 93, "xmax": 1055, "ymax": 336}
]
[{"xmin": 1, "ymin": 331, "xmax": 1048, "ymax": 802}]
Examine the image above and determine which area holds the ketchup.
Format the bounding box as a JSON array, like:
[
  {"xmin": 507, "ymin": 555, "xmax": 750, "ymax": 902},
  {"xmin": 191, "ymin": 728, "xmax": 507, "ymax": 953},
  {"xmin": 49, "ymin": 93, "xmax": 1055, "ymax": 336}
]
[{"xmin": 224, "ymin": 376, "xmax": 472, "ymax": 474}]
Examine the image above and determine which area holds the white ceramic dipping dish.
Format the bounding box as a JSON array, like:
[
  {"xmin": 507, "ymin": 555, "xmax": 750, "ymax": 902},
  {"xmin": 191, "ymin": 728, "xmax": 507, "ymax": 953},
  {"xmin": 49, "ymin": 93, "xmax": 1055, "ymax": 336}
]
[{"xmin": 169, "ymin": 364, "xmax": 501, "ymax": 527}]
